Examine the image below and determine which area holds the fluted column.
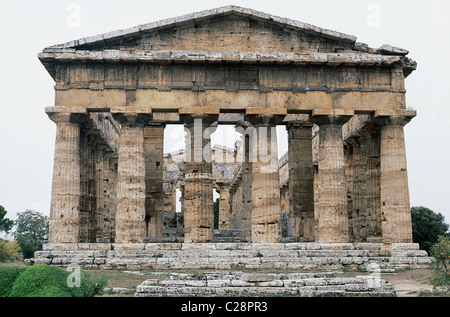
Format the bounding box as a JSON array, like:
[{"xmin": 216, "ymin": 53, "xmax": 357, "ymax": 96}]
[
  {"xmin": 218, "ymin": 184, "xmax": 231, "ymax": 229},
  {"xmin": 373, "ymin": 112, "xmax": 415, "ymax": 244},
  {"xmin": 234, "ymin": 123, "xmax": 253, "ymax": 238},
  {"xmin": 311, "ymin": 111, "xmax": 352, "ymax": 243},
  {"xmin": 144, "ymin": 123, "xmax": 165, "ymax": 240},
  {"xmin": 47, "ymin": 112, "xmax": 87, "ymax": 243},
  {"xmin": 347, "ymin": 135, "xmax": 368, "ymax": 242},
  {"xmin": 360, "ymin": 125, "xmax": 382, "ymax": 242},
  {"xmin": 181, "ymin": 115, "xmax": 217, "ymax": 243},
  {"xmin": 287, "ymin": 120, "xmax": 315, "ymax": 241},
  {"xmin": 102, "ymin": 151, "xmax": 118, "ymax": 243},
  {"xmin": 112, "ymin": 113, "xmax": 151, "ymax": 244},
  {"xmin": 247, "ymin": 115, "xmax": 284, "ymax": 243}
]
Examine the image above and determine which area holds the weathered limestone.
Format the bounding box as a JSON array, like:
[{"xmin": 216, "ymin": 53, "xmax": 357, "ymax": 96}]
[
  {"xmin": 113, "ymin": 113, "xmax": 151, "ymax": 244},
  {"xmin": 144, "ymin": 123, "xmax": 165, "ymax": 239},
  {"xmin": 312, "ymin": 110, "xmax": 353, "ymax": 243},
  {"xmin": 234, "ymin": 124, "xmax": 253, "ymax": 239},
  {"xmin": 347, "ymin": 134, "xmax": 369, "ymax": 242},
  {"xmin": 287, "ymin": 119, "xmax": 315, "ymax": 241},
  {"xmin": 360, "ymin": 125, "xmax": 382, "ymax": 242},
  {"xmin": 217, "ymin": 184, "xmax": 231, "ymax": 230},
  {"xmin": 247, "ymin": 115, "xmax": 283, "ymax": 243},
  {"xmin": 30, "ymin": 242, "xmax": 432, "ymax": 273},
  {"xmin": 39, "ymin": 7, "xmax": 418, "ymax": 259},
  {"xmin": 182, "ymin": 115, "xmax": 218, "ymax": 243},
  {"xmin": 373, "ymin": 111, "xmax": 416, "ymax": 244},
  {"xmin": 47, "ymin": 112, "xmax": 87, "ymax": 243},
  {"xmin": 135, "ymin": 271, "xmax": 396, "ymax": 297}
]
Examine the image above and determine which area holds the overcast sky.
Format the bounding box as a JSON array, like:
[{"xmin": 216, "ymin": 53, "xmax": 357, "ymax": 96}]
[{"xmin": 0, "ymin": 0, "xmax": 449, "ymax": 229}]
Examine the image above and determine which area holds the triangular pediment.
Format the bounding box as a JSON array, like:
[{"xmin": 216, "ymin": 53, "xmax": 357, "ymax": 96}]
[{"xmin": 46, "ymin": 6, "xmax": 357, "ymax": 54}]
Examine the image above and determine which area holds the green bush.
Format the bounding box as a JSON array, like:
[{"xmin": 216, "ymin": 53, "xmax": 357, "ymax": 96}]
[
  {"xmin": 0, "ymin": 265, "xmax": 26, "ymax": 297},
  {"xmin": 9, "ymin": 264, "xmax": 75, "ymax": 297},
  {"xmin": 78, "ymin": 270, "xmax": 109, "ymax": 297},
  {"xmin": 430, "ymin": 235, "xmax": 450, "ymax": 294},
  {"xmin": 8, "ymin": 264, "xmax": 109, "ymax": 297}
]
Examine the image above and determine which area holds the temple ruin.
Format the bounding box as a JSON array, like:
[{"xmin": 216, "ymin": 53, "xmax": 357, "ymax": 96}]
[{"xmin": 32, "ymin": 6, "xmax": 431, "ymax": 271}]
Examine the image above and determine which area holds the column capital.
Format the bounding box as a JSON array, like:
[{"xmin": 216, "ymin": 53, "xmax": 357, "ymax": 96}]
[
  {"xmin": 284, "ymin": 114, "xmax": 313, "ymax": 130},
  {"xmin": 244, "ymin": 114, "xmax": 285, "ymax": 126},
  {"xmin": 112, "ymin": 113, "xmax": 152, "ymax": 127},
  {"xmin": 145, "ymin": 121, "xmax": 167, "ymax": 129},
  {"xmin": 311, "ymin": 109, "xmax": 353, "ymax": 126},
  {"xmin": 286, "ymin": 120, "xmax": 314, "ymax": 131},
  {"xmin": 47, "ymin": 112, "xmax": 88, "ymax": 124},
  {"xmin": 372, "ymin": 110, "xmax": 416, "ymax": 127},
  {"xmin": 179, "ymin": 114, "xmax": 219, "ymax": 126}
]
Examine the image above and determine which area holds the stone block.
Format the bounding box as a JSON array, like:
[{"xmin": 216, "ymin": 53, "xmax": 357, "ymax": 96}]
[
  {"xmin": 43, "ymin": 243, "xmax": 78, "ymax": 251},
  {"xmin": 391, "ymin": 243, "xmax": 420, "ymax": 250},
  {"xmin": 113, "ymin": 243, "xmax": 145, "ymax": 250}
]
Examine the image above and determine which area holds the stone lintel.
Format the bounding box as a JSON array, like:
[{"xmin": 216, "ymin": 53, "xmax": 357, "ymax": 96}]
[
  {"xmin": 110, "ymin": 106, "xmax": 152, "ymax": 114},
  {"xmin": 45, "ymin": 106, "xmax": 87, "ymax": 115}
]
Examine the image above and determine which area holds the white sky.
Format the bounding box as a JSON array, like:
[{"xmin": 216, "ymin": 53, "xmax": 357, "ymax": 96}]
[{"xmin": 0, "ymin": 0, "xmax": 449, "ymax": 227}]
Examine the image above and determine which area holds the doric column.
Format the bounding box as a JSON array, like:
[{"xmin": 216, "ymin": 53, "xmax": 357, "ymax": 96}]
[
  {"xmin": 286, "ymin": 120, "xmax": 315, "ymax": 241},
  {"xmin": 217, "ymin": 184, "xmax": 231, "ymax": 230},
  {"xmin": 144, "ymin": 123, "xmax": 165, "ymax": 240},
  {"xmin": 181, "ymin": 115, "xmax": 218, "ymax": 243},
  {"xmin": 101, "ymin": 151, "xmax": 118, "ymax": 243},
  {"xmin": 234, "ymin": 123, "xmax": 253, "ymax": 239},
  {"xmin": 373, "ymin": 111, "xmax": 415, "ymax": 244},
  {"xmin": 360, "ymin": 125, "xmax": 382, "ymax": 242},
  {"xmin": 311, "ymin": 110, "xmax": 352, "ymax": 243},
  {"xmin": 347, "ymin": 134, "xmax": 369, "ymax": 242},
  {"xmin": 47, "ymin": 112, "xmax": 87, "ymax": 243},
  {"xmin": 246, "ymin": 115, "xmax": 284, "ymax": 243},
  {"xmin": 343, "ymin": 142, "xmax": 354, "ymax": 241},
  {"xmin": 112, "ymin": 113, "xmax": 151, "ymax": 244}
]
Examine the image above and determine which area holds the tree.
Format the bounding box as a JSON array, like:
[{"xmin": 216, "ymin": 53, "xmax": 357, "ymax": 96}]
[
  {"xmin": 0, "ymin": 239, "xmax": 21, "ymax": 262},
  {"xmin": 411, "ymin": 206, "xmax": 449, "ymax": 253},
  {"xmin": 0, "ymin": 205, "xmax": 14, "ymax": 234},
  {"xmin": 13, "ymin": 210, "xmax": 49, "ymax": 259}
]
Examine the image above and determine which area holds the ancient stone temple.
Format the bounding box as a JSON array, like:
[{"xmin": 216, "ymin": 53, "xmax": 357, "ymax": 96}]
[{"xmin": 33, "ymin": 6, "xmax": 430, "ymax": 271}]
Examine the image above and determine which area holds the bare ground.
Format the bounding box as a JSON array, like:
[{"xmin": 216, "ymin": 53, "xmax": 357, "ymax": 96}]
[{"xmin": 86, "ymin": 267, "xmax": 441, "ymax": 297}]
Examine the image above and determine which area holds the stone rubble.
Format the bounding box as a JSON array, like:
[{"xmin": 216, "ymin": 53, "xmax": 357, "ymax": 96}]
[{"xmin": 134, "ymin": 271, "xmax": 395, "ymax": 297}]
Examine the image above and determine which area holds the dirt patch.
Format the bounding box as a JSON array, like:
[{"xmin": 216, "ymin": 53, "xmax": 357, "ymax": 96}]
[
  {"xmin": 381, "ymin": 269, "xmax": 435, "ymax": 297},
  {"xmin": 85, "ymin": 267, "xmax": 439, "ymax": 297}
]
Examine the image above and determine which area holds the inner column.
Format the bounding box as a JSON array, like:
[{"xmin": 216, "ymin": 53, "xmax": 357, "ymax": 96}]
[
  {"xmin": 246, "ymin": 115, "xmax": 284, "ymax": 243},
  {"xmin": 312, "ymin": 111, "xmax": 352, "ymax": 243},
  {"xmin": 181, "ymin": 114, "xmax": 217, "ymax": 243},
  {"xmin": 286, "ymin": 119, "xmax": 315, "ymax": 241},
  {"xmin": 112, "ymin": 113, "xmax": 151, "ymax": 244},
  {"xmin": 144, "ymin": 122, "xmax": 165, "ymax": 240}
]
